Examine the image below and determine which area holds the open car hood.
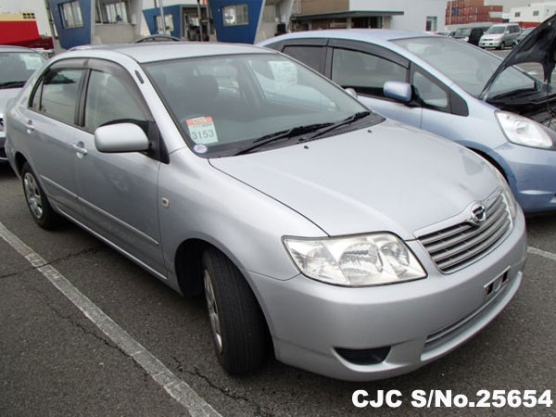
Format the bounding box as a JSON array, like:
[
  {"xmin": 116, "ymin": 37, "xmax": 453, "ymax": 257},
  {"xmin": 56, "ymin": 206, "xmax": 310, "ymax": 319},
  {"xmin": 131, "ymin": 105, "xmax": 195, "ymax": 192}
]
[{"xmin": 480, "ymin": 15, "xmax": 556, "ymax": 99}]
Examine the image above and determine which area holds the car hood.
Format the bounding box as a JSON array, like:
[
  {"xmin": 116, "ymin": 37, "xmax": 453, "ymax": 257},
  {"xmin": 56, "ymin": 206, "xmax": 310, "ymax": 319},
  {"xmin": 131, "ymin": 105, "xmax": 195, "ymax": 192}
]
[
  {"xmin": 209, "ymin": 120, "xmax": 498, "ymax": 240},
  {"xmin": 0, "ymin": 88, "xmax": 21, "ymax": 114},
  {"xmin": 481, "ymin": 15, "xmax": 556, "ymax": 98}
]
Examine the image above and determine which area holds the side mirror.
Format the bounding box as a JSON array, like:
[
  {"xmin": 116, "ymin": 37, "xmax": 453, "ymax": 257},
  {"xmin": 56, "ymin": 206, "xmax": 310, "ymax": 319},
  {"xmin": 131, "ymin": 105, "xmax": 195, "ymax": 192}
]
[
  {"xmin": 383, "ymin": 81, "xmax": 413, "ymax": 103},
  {"xmin": 94, "ymin": 123, "xmax": 149, "ymax": 153},
  {"xmin": 345, "ymin": 87, "xmax": 358, "ymax": 99}
]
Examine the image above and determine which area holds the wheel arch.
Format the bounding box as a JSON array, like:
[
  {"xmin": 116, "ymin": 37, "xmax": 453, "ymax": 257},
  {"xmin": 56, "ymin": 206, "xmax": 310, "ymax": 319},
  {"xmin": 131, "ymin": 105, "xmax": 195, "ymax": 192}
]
[
  {"xmin": 468, "ymin": 147, "xmax": 508, "ymax": 181},
  {"xmin": 13, "ymin": 151, "xmax": 29, "ymax": 177},
  {"xmin": 174, "ymin": 237, "xmax": 274, "ymax": 348}
]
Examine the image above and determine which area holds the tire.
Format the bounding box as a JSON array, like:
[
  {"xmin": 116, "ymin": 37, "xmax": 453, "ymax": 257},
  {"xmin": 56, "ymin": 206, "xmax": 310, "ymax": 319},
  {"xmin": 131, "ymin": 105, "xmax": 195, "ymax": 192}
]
[
  {"xmin": 21, "ymin": 163, "xmax": 59, "ymax": 229},
  {"xmin": 498, "ymin": 42, "xmax": 505, "ymax": 50},
  {"xmin": 202, "ymin": 248, "xmax": 267, "ymax": 374}
]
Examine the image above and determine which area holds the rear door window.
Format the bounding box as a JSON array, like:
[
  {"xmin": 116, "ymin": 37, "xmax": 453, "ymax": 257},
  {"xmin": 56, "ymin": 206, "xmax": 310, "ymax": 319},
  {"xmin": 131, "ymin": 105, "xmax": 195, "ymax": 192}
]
[
  {"xmin": 31, "ymin": 68, "xmax": 84, "ymax": 125},
  {"xmin": 282, "ymin": 45, "xmax": 326, "ymax": 72}
]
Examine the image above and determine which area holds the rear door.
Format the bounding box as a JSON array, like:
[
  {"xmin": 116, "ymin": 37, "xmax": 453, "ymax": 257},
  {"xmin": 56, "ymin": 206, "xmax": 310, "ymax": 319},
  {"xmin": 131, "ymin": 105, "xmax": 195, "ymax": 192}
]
[
  {"xmin": 262, "ymin": 38, "xmax": 328, "ymax": 73},
  {"xmin": 18, "ymin": 60, "xmax": 87, "ymax": 221}
]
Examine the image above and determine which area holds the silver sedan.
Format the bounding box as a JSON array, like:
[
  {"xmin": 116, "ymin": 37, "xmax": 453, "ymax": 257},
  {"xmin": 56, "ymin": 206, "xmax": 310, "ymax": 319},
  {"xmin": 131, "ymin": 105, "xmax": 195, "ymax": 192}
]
[{"xmin": 5, "ymin": 42, "xmax": 526, "ymax": 381}]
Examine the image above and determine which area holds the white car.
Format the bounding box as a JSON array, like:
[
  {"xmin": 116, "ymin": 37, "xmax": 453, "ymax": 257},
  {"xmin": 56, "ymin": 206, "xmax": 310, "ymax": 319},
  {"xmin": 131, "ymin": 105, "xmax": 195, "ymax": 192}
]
[{"xmin": 0, "ymin": 45, "xmax": 46, "ymax": 161}]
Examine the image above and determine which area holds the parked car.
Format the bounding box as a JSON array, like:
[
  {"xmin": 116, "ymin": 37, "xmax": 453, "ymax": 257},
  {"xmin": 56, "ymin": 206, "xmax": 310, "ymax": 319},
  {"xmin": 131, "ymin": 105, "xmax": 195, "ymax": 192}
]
[
  {"xmin": 260, "ymin": 19, "xmax": 556, "ymax": 214},
  {"xmin": 0, "ymin": 45, "xmax": 46, "ymax": 161},
  {"xmin": 5, "ymin": 42, "xmax": 526, "ymax": 381},
  {"xmin": 451, "ymin": 25, "xmax": 491, "ymax": 45},
  {"xmin": 513, "ymin": 27, "xmax": 534, "ymax": 46},
  {"xmin": 478, "ymin": 23, "xmax": 521, "ymax": 49}
]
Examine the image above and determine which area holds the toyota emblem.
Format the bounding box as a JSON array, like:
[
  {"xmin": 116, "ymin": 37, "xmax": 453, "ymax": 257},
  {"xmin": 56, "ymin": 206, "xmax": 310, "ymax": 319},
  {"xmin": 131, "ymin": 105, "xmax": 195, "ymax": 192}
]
[{"xmin": 469, "ymin": 204, "xmax": 487, "ymax": 226}]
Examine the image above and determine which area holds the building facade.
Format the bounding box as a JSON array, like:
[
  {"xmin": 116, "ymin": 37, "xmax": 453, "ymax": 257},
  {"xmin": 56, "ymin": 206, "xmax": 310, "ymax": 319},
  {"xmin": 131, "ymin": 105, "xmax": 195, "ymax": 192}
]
[
  {"xmin": 509, "ymin": 1, "xmax": 556, "ymax": 24},
  {"xmin": 49, "ymin": 0, "xmax": 146, "ymax": 49},
  {"xmin": 292, "ymin": 0, "xmax": 448, "ymax": 32}
]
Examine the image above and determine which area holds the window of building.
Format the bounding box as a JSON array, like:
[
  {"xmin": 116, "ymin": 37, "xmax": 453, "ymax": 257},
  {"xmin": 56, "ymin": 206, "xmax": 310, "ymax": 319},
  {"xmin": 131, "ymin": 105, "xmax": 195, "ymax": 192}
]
[
  {"xmin": 60, "ymin": 1, "xmax": 84, "ymax": 28},
  {"xmin": 156, "ymin": 14, "xmax": 174, "ymax": 32},
  {"xmin": 533, "ymin": 10, "xmax": 539, "ymax": 16},
  {"xmin": 426, "ymin": 16, "xmax": 437, "ymax": 32},
  {"xmin": 95, "ymin": 0, "xmax": 130, "ymax": 24},
  {"xmin": 515, "ymin": 12, "xmax": 521, "ymax": 17},
  {"xmin": 223, "ymin": 4, "xmax": 249, "ymax": 26}
]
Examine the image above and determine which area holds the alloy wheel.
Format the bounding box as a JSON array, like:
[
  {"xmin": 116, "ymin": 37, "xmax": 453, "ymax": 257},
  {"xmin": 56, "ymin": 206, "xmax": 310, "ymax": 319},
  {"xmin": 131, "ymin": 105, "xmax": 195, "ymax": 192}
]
[
  {"xmin": 204, "ymin": 269, "xmax": 223, "ymax": 353},
  {"xmin": 23, "ymin": 173, "xmax": 43, "ymax": 219}
]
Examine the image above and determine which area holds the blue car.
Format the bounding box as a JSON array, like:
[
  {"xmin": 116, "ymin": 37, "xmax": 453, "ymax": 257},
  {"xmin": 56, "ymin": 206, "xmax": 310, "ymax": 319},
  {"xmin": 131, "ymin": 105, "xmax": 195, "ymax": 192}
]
[{"xmin": 260, "ymin": 17, "xmax": 556, "ymax": 214}]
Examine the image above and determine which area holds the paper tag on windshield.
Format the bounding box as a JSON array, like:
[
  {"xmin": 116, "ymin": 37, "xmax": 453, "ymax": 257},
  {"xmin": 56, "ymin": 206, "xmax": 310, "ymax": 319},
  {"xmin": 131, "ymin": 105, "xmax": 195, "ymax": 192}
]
[
  {"xmin": 186, "ymin": 116, "xmax": 218, "ymax": 144},
  {"xmin": 269, "ymin": 61, "xmax": 297, "ymax": 90}
]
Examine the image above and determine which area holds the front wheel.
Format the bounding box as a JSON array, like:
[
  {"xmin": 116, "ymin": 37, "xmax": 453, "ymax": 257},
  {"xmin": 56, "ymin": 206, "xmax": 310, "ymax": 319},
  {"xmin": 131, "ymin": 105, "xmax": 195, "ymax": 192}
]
[
  {"xmin": 21, "ymin": 163, "xmax": 60, "ymax": 229},
  {"xmin": 498, "ymin": 42, "xmax": 505, "ymax": 50},
  {"xmin": 202, "ymin": 248, "xmax": 267, "ymax": 374}
]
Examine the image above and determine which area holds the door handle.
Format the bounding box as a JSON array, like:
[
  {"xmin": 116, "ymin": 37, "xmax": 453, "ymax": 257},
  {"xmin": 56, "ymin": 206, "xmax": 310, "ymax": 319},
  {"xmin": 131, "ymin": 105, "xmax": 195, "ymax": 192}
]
[
  {"xmin": 25, "ymin": 120, "xmax": 35, "ymax": 132},
  {"xmin": 72, "ymin": 143, "xmax": 88, "ymax": 157}
]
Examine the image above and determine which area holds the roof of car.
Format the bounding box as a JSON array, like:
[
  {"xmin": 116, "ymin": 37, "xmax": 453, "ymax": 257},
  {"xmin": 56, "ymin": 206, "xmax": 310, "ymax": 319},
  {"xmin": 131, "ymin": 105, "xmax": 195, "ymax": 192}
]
[
  {"xmin": 64, "ymin": 41, "xmax": 271, "ymax": 64},
  {"xmin": 262, "ymin": 29, "xmax": 437, "ymax": 45},
  {"xmin": 0, "ymin": 45, "xmax": 43, "ymax": 54}
]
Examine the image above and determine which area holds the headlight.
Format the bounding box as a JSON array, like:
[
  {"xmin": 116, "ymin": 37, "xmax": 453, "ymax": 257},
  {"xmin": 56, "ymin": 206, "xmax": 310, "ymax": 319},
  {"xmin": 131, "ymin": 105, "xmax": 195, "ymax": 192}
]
[
  {"xmin": 283, "ymin": 234, "xmax": 426, "ymax": 287},
  {"xmin": 494, "ymin": 168, "xmax": 517, "ymax": 219},
  {"xmin": 496, "ymin": 111, "xmax": 554, "ymax": 149}
]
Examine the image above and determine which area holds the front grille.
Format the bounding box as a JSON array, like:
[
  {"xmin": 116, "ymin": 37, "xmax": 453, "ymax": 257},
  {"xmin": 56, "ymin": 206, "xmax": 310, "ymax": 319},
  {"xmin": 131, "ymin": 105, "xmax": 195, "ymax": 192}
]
[
  {"xmin": 419, "ymin": 194, "xmax": 511, "ymax": 273},
  {"xmin": 423, "ymin": 273, "xmax": 510, "ymax": 353}
]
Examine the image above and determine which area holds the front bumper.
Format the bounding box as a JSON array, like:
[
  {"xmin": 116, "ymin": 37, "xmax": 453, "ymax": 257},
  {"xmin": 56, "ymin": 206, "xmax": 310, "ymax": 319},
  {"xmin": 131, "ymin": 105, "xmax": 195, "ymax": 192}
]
[
  {"xmin": 251, "ymin": 212, "xmax": 526, "ymax": 381},
  {"xmin": 0, "ymin": 131, "xmax": 6, "ymax": 161},
  {"xmin": 494, "ymin": 144, "xmax": 556, "ymax": 213},
  {"xmin": 479, "ymin": 39, "xmax": 502, "ymax": 48}
]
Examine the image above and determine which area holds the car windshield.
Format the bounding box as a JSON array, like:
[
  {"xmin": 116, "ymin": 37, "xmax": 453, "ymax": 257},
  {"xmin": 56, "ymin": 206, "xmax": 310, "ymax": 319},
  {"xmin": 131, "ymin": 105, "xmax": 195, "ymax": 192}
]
[
  {"xmin": 453, "ymin": 28, "xmax": 471, "ymax": 36},
  {"xmin": 486, "ymin": 26, "xmax": 506, "ymax": 34},
  {"xmin": 0, "ymin": 52, "xmax": 45, "ymax": 88},
  {"xmin": 393, "ymin": 37, "xmax": 539, "ymax": 98},
  {"xmin": 143, "ymin": 53, "xmax": 377, "ymax": 156}
]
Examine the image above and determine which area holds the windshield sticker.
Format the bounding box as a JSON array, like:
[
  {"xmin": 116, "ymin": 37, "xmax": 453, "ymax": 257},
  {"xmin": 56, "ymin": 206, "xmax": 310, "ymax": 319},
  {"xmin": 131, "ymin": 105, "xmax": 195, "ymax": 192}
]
[
  {"xmin": 186, "ymin": 116, "xmax": 219, "ymax": 144},
  {"xmin": 269, "ymin": 61, "xmax": 298, "ymax": 90},
  {"xmin": 193, "ymin": 144, "xmax": 208, "ymax": 154}
]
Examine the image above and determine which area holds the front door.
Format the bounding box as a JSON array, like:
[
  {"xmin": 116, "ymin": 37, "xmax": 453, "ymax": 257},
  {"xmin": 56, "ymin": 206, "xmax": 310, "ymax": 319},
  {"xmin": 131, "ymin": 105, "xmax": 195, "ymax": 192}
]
[{"xmin": 73, "ymin": 63, "xmax": 165, "ymax": 276}]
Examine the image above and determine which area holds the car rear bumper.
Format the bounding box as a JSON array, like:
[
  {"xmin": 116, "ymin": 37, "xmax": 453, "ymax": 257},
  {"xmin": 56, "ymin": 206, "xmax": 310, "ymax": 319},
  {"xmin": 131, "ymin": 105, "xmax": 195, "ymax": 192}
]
[{"xmin": 250, "ymin": 213, "xmax": 527, "ymax": 381}]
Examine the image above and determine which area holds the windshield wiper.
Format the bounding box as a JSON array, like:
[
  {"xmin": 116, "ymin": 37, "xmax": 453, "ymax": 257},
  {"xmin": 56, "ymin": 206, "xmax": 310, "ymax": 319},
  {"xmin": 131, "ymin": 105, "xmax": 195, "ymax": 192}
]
[
  {"xmin": 234, "ymin": 122, "xmax": 332, "ymax": 155},
  {"xmin": 298, "ymin": 111, "xmax": 372, "ymax": 142},
  {"xmin": 0, "ymin": 81, "xmax": 26, "ymax": 89}
]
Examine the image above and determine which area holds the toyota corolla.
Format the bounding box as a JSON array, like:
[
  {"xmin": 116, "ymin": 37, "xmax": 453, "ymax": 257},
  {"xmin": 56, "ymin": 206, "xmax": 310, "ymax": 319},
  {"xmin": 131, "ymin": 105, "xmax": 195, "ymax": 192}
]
[{"xmin": 5, "ymin": 42, "xmax": 526, "ymax": 381}]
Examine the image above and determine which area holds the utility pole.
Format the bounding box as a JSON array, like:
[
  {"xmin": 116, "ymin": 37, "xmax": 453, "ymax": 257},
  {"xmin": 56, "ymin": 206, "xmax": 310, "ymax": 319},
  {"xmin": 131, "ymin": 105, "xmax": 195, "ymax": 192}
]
[
  {"xmin": 157, "ymin": 0, "xmax": 167, "ymax": 35},
  {"xmin": 197, "ymin": 0, "xmax": 204, "ymax": 41}
]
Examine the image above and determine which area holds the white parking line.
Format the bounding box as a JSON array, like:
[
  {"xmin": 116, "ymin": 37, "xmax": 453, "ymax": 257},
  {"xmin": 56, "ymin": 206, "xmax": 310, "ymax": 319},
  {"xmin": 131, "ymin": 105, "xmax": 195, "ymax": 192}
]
[
  {"xmin": 527, "ymin": 246, "xmax": 556, "ymax": 262},
  {"xmin": 0, "ymin": 221, "xmax": 222, "ymax": 417}
]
